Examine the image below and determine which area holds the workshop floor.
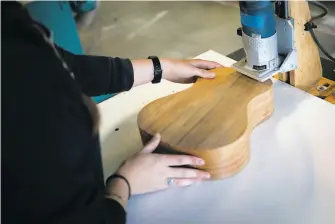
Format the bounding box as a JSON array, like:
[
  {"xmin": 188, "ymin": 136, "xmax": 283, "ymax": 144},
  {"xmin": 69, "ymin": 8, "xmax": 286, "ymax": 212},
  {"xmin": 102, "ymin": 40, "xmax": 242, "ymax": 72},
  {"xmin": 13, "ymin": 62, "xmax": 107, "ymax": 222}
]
[
  {"xmin": 79, "ymin": 1, "xmax": 243, "ymax": 59},
  {"xmin": 79, "ymin": 1, "xmax": 335, "ymax": 61}
]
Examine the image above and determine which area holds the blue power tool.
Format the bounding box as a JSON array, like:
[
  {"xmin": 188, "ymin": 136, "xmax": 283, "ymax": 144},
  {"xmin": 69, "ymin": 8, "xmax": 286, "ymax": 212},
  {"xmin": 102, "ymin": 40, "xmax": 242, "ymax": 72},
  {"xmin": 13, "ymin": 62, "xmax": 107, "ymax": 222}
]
[{"xmin": 232, "ymin": 1, "xmax": 297, "ymax": 82}]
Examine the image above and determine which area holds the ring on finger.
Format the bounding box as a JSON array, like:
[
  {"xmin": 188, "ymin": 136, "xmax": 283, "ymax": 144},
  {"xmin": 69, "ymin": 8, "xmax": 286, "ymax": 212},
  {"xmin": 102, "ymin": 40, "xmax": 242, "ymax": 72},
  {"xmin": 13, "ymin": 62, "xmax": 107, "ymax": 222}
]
[{"xmin": 167, "ymin": 177, "xmax": 174, "ymax": 186}]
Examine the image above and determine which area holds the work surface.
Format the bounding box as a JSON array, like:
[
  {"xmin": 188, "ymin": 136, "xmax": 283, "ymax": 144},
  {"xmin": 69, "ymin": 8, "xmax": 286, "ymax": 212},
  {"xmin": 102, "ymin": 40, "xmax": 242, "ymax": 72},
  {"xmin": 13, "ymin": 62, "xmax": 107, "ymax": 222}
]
[{"xmin": 98, "ymin": 50, "xmax": 335, "ymax": 224}]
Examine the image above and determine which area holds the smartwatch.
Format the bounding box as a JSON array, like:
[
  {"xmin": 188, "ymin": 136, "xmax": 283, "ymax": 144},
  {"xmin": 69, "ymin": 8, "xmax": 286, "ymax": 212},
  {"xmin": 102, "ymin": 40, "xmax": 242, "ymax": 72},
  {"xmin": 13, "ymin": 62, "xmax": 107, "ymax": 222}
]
[{"xmin": 148, "ymin": 56, "xmax": 162, "ymax": 83}]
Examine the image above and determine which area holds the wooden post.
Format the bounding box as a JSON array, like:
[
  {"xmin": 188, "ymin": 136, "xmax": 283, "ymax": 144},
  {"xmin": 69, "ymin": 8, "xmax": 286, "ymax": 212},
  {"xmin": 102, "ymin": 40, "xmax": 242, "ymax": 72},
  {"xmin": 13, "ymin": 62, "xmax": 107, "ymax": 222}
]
[{"xmin": 287, "ymin": 1, "xmax": 322, "ymax": 90}]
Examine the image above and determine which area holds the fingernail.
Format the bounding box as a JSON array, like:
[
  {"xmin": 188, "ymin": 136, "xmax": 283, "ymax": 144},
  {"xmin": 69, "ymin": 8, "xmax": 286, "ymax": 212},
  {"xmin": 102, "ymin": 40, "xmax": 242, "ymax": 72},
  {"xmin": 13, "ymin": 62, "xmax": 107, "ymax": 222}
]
[
  {"xmin": 210, "ymin": 73, "xmax": 215, "ymax": 78},
  {"xmin": 203, "ymin": 173, "xmax": 211, "ymax": 179},
  {"xmin": 196, "ymin": 159, "xmax": 205, "ymax": 165}
]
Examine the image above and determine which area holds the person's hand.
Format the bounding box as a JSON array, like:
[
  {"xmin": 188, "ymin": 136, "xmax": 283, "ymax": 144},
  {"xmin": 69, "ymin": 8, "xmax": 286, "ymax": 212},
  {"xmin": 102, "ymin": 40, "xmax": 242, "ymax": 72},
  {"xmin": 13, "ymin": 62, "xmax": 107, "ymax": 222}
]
[
  {"xmin": 115, "ymin": 133, "xmax": 210, "ymax": 195},
  {"xmin": 161, "ymin": 59, "xmax": 223, "ymax": 83}
]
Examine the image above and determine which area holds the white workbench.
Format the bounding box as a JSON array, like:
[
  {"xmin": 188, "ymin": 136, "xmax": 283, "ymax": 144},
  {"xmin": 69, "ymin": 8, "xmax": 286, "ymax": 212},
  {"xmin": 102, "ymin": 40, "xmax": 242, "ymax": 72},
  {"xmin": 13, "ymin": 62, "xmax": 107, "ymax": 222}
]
[{"xmin": 98, "ymin": 50, "xmax": 335, "ymax": 224}]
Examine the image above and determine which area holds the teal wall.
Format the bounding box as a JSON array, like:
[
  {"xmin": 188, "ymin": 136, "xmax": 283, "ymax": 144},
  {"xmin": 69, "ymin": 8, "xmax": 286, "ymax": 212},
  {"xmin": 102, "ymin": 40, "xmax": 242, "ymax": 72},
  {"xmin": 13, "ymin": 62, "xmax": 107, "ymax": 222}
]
[{"xmin": 26, "ymin": 1, "xmax": 113, "ymax": 103}]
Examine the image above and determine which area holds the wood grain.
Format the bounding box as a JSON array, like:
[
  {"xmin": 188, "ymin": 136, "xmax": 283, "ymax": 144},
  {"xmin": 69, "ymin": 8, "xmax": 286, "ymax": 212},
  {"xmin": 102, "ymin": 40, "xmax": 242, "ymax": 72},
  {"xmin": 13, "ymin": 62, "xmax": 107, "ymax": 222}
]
[
  {"xmin": 138, "ymin": 68, "xmax": 274, "ymax": 179},
  {"xmin": 288, "ymin": 1, "xmax": 322, "ymax": 89}
]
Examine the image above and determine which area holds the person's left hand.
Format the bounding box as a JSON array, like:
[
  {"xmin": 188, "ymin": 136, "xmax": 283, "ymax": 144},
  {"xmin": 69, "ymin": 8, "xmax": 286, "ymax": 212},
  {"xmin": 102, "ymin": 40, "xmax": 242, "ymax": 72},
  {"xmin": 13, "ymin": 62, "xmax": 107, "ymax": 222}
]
[{"xmin": 161, "ymin": 59, "xmax": 223, "ymax": 83}]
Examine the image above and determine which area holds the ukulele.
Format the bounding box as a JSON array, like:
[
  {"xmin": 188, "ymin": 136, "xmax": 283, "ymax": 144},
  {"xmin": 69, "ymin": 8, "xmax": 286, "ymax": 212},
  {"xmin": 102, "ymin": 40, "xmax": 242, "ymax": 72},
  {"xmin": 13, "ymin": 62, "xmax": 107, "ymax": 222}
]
[{"xmin": 137, "ymin": 67, "xmax": 274, "ymax": 179}]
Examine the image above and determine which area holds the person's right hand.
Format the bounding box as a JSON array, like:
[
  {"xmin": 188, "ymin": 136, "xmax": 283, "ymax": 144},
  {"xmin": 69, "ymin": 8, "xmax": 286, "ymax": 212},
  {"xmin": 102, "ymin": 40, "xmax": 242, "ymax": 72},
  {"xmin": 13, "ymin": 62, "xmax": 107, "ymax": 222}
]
[{"xmin": 115, "ymin": 133, "xmax": 211, "ymax": 195}]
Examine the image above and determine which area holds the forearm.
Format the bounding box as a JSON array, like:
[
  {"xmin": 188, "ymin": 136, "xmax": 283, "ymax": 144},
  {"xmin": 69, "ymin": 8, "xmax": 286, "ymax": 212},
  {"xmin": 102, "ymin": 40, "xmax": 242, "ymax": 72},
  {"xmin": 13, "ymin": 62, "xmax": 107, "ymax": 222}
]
[
  {"xmin": 57, "ymin": 46, "xmax": 134, "ymax": 96},
  {"xmin": 59, "ymin": 47, "xmax": 166, "ymax": 94},
  {"xmin": 131, "ymin": 59, "xmax": 170, "ymax": 87}
]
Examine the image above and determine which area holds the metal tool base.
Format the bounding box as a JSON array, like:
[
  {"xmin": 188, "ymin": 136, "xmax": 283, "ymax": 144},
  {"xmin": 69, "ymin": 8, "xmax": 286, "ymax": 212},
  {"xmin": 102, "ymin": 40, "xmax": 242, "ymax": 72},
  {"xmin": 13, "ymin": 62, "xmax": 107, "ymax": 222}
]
[
  {"xmin": 232, "ymin": 59, "xmax": 279, "ymax": 82},
  {"xmin": 232, "ymin": 47, "xmax": 297, "ymax": 82}
]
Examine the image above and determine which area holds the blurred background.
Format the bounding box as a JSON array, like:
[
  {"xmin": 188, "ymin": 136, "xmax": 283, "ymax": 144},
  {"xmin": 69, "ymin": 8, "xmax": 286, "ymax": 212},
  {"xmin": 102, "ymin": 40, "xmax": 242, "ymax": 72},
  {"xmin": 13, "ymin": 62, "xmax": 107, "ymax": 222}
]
[
  {"xmin": 24, "ymin": 1, "xmax": 335, "ymax": 102},
  {"xmin": 25, "ymin": 1, "xmax": 335, "ymax": 60},
  {"xmin": 78, "ymin": 1, "xmax": 335, "ymax": 60}
]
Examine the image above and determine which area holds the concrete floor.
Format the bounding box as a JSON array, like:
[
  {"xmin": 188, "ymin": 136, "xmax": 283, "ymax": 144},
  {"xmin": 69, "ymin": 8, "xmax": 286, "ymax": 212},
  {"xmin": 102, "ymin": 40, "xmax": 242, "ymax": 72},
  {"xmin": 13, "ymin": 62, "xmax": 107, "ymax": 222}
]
[
  {"xmin": 79, "ymin": 1, "xmax": 243, "ymax": 59},
  {"xmin": 79, "ymin": 1, "xmax": 335, "ymax": 62}
]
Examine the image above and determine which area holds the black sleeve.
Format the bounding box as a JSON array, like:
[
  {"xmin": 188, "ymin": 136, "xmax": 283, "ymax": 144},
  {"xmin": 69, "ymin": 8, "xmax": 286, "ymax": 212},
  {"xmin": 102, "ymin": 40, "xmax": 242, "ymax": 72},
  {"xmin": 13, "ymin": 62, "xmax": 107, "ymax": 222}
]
[
  {"xmin": 57, "ymin": 46, "xmax": 134, "ymax": 96},
  {"xmin": 2, "ymin": 2, "xmax": 128, "ymax": 223},
  {"xmin": 104, "ymin": 199, "xmax": 126, "ymax": 223}
]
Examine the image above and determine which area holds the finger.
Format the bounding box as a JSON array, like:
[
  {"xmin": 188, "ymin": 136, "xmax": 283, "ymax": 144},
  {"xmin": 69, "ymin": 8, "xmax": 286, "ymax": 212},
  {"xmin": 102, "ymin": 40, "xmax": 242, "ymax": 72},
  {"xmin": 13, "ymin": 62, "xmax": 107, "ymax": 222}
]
[
  {"xmin": 168, "ymin": 167, "xmax": 211, "ymax": 179},
  {"xmin": 168, "ymin": 178, "xmax": 204, "ymax": 187},
  {"xmin": 141, "ymin": 133, "xmax": 161, "ymax": 154},
  {"xmin": 179, "ymin": 76, "xmax": 197, "ymax": 84},
  {"xmin": 160, "ymin": 154, "xmax": 205, "ymax": 166},
  {"xmin": 195, "ymin": 68, "xmax": 216, "ymax": 79},
  {"xmin": 188, "ymin": 59, "xmax": 223, "ymax": 69}
]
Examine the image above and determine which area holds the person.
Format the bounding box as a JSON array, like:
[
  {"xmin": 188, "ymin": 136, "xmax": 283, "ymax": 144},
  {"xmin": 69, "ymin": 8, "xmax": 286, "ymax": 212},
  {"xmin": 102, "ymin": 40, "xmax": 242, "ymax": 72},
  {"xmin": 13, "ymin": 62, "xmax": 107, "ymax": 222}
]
[{"xmin": 2, "ymin": 2, "xmax": 222, "ymax": 223}]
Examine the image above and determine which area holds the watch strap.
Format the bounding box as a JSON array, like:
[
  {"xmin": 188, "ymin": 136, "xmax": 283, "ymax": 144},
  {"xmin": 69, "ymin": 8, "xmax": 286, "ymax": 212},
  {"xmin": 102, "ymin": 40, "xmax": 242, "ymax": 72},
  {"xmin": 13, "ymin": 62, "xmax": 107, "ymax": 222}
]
[
  {"xmin": 148, "ymin": 56, "xmax": 162, "ymax": 83},
  {"xmin": 106, "ymin": 174, "xmax": 131, "ymax": 199}
]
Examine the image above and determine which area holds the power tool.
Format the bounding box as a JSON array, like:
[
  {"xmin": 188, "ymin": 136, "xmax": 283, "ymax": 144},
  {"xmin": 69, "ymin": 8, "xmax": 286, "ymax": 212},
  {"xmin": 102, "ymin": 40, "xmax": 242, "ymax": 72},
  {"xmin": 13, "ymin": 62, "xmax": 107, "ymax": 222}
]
[{"xmin": 232, "ymin": 1, "xmax": 297, "ymax": 82}]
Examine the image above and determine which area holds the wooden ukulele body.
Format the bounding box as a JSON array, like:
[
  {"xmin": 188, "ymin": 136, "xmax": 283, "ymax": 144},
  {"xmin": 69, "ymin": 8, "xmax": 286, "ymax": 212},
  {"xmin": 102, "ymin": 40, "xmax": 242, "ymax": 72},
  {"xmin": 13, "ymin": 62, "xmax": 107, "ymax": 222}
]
[{"xmin": 137, "ymin": 68, "xmax": 274, "ymax": 179}]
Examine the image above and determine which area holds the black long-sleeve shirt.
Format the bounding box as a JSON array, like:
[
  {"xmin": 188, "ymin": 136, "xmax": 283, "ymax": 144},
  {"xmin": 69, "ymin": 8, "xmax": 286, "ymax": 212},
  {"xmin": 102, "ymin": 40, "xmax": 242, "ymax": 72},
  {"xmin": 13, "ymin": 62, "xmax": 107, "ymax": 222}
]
[{"xmin": 2, "ymin": 2, "xmax": 133, "ymax": 223}]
